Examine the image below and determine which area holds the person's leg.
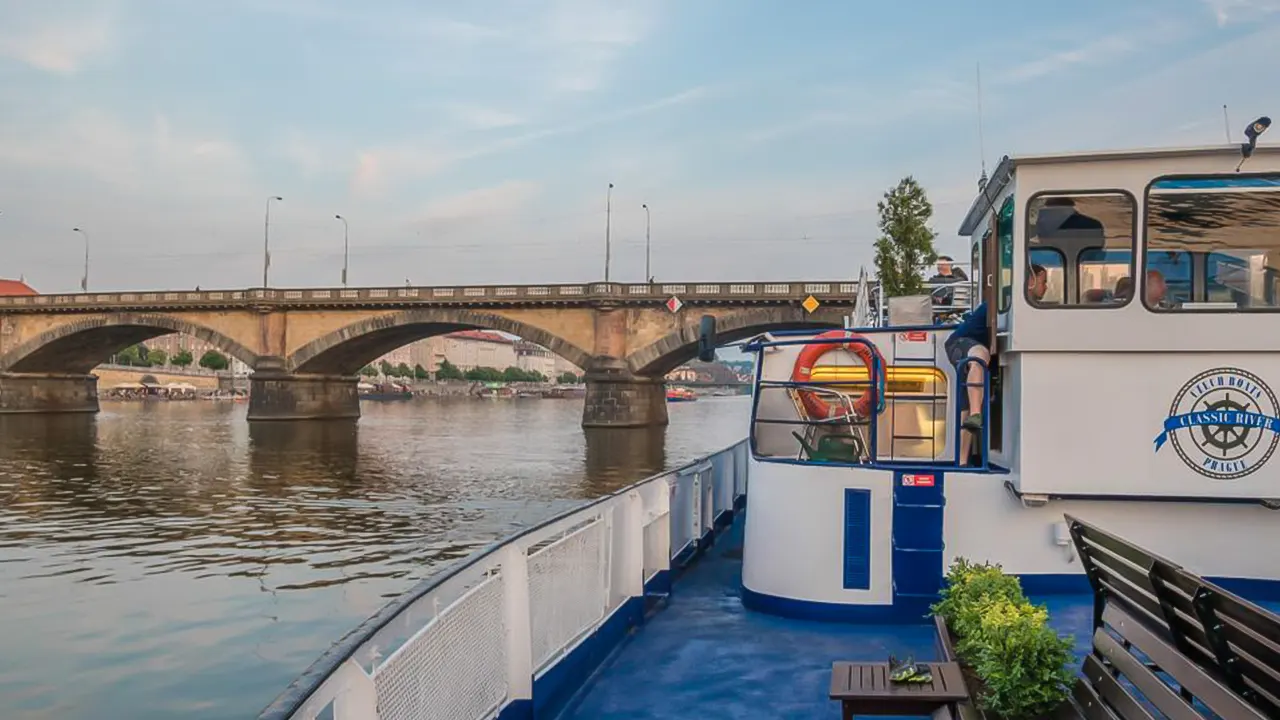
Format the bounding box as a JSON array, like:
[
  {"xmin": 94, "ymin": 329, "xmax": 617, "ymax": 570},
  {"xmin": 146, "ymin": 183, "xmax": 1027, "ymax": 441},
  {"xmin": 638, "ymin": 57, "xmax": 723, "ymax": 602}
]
[
  {"xmin": 962, "ymin": 344, "xmax": 990, "ymax": 432},
  {"xmin": 946, "ymin": 337, "xmax": 976, "ymax": 465}
]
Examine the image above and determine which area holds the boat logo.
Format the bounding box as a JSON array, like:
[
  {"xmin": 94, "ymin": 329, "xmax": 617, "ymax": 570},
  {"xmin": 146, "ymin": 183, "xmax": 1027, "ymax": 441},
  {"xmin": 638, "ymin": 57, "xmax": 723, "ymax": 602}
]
[{"xmin": 1155, "ymin": 367, "xmax": 1280, "ymax": 481}]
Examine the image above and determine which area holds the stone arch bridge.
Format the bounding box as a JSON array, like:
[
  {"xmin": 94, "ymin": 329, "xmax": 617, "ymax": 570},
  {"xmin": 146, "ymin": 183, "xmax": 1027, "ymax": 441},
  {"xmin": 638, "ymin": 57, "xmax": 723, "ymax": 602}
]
[{"xmin": 0, "ymin": 281, "xmax": 862, "ymax": 427}]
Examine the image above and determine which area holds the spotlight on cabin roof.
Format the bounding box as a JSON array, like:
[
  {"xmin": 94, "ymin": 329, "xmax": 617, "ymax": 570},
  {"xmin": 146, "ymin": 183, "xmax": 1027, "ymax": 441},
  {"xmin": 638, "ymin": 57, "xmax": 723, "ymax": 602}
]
[{"xmin": 1238, "ymin": 116, "xmax": 1271, "ymax": 171}]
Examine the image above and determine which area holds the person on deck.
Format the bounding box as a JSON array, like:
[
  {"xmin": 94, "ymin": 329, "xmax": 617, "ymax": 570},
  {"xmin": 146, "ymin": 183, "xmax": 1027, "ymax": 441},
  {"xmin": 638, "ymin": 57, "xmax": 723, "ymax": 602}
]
[{"xmin": 945, "ymin": 263, "xmax": 1048, "ymax": 465}]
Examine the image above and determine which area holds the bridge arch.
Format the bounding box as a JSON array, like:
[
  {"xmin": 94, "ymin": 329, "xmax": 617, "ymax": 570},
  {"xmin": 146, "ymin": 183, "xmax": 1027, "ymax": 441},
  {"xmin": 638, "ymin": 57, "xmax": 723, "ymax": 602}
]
[
  {"xmin": 287, "ymin": 308, "xmax": 594, "ymax": 376},
  {"xmin": 0, "ymin": 313, "xmax": 261, "ymax": 374},
  {"xmin": 624, "ymin": 307, "xmax": 845, "ymax": 377}
]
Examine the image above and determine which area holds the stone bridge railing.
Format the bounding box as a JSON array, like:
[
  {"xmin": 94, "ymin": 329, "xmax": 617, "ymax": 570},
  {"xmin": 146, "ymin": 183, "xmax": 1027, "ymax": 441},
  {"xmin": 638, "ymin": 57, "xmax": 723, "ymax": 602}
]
[{"xmin": 0, "ymin": 281, "xmax": 866, "ymax": 312}]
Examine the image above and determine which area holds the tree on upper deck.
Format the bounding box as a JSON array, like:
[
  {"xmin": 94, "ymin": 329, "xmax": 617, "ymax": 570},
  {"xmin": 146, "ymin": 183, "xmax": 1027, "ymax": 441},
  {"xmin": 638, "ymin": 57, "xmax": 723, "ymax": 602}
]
[{"xmin": 873, "ymin": 176, "xmax": 938, "ymax": 297}]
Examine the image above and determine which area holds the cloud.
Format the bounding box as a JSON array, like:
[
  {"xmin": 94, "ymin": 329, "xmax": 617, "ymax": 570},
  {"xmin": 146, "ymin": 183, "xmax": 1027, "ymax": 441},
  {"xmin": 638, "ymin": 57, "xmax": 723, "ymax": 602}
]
[
  {"xmin": 415, "ymin": 181, "xmax": 543, "ymax": 223},
  {"xmin": 539, "ymin": 0, "xmax": 658, "ymax": 92},
  {"xmin": 445, "ymin": 104, "xmax": 526, "ymax": 130},
  {"xmin": 1203, "ymin": 0, "xmax": 1280, "ymax": 26},
  {"xmin": 999, "ymin": 33, "xmax": 1137, "ymax": 84},
  {"xmin": 0, "ymin": 6, "xmax": 113, "ymax": 75}
]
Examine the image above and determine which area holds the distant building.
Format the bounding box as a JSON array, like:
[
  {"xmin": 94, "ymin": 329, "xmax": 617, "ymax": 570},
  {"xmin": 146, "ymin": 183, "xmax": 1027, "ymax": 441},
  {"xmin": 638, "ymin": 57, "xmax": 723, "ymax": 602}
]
[
  {"xmin": 0, "ymin": 278, "xmax": 37, "ymax": 296},
  {"xmin": 141, "ymin": 334, "xmax": 251, "ymax": 376},
  {"xmin": 368, "ymin": 331, "xmax": 580, "ymax": 379}
]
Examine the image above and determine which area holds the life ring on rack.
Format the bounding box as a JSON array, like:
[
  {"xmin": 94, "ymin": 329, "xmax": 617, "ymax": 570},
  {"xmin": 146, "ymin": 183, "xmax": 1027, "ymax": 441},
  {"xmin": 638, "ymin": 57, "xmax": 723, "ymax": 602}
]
[{"xmin": 791, "ymin": 330, "xmax": 885, "ymax": 419}]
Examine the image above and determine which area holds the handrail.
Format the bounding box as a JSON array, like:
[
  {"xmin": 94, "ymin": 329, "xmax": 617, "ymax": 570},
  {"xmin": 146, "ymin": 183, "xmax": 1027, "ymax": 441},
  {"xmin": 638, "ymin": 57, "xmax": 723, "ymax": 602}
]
[
  {"xmin": 257, "ymin": 439, "xmax": 749, "ymax": 720},
  {"xmin": 0, "ymin": 282, "xmax": 868, "ymax": 312}
]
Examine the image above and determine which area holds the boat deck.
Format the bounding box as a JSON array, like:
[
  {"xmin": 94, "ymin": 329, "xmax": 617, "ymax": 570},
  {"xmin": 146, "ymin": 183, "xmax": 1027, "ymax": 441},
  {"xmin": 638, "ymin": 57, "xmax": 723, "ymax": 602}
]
[{"xmin": 559, "ymin": 517, "xmax": 1278, "ymax": 720}]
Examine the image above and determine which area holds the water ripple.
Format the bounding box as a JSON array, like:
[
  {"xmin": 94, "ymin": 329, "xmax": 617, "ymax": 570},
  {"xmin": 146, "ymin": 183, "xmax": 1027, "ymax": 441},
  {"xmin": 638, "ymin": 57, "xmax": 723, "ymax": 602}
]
[{"xmin": 0, "ymin": 396, "xmax": 747, "ymax": 720}]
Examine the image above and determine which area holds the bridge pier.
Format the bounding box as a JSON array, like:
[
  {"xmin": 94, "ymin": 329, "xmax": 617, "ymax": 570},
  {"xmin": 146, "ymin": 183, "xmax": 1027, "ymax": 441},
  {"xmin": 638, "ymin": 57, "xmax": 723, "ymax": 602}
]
[
  {"xmin": 581, "ymin": 358, "xmax": 669, "ymax": 429},
  {"xmin": 0, "ymin": 372, "xmax": 99, "ymax": 414},
  {"xmin": 247, "ymin": 359, "xmax": 360, "ymax": 421}
]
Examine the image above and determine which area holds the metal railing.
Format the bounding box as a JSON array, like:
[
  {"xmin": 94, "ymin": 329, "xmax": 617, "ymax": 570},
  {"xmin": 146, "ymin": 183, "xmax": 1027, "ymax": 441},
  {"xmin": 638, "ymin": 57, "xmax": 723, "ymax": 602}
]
[
  {"xmin": 258, "ymin": 440, "xmax": 749, "ymax": 720},
  {"xmin": 0, "ymin": 282, "xmax": 866, "ymax": 312}
]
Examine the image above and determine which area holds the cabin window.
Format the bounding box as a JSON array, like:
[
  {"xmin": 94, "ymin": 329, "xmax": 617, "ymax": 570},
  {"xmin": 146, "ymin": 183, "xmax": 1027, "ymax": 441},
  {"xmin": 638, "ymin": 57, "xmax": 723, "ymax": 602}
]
[
  {"xmin": 1025, "ymin": 191, "xmax": 1136, "ymax": 307},
  {"xmin": 970, "ymin": 236, "xmax": 982, "ymax": 308},
  {"xmin": 1145, "ymin": 175, "xmax": 1280, "ymax": 311},
  {"xmin": 1028, "ymin": 248, "xmax": 1066, "ymax": 305},
  {"xmin": 997, "ymin": 197, "xmax": 1014, "ymax": 313}
]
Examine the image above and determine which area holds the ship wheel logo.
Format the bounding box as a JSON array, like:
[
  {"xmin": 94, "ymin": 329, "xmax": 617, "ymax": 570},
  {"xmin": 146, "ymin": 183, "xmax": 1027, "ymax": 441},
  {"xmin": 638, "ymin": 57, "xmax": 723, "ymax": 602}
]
[{"xmin": 1155, "ymin": 367, "xmax": 1280, "ymax": 481}]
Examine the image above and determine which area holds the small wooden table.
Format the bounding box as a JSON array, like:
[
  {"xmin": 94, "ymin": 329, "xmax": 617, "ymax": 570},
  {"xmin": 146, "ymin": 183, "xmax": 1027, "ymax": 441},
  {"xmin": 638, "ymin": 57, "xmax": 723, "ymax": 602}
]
[{"xmin": 829, "ymin": 661, "xmax": 970, "ymax": 719}]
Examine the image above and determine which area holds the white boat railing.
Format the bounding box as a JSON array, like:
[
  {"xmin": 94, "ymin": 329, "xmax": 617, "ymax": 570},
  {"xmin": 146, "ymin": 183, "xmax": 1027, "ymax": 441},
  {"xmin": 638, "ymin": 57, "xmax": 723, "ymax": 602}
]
[{"xmin": 258, "ymin": 440, "xmax": 750, "ymax": 720}]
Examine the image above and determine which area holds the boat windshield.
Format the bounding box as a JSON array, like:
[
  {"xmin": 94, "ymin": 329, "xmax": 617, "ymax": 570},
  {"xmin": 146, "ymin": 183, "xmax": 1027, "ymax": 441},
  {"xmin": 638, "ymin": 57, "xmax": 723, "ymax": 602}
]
[{"xmin": 1144, "ymin": 176, "xmax": 1280, "ymax": 311}]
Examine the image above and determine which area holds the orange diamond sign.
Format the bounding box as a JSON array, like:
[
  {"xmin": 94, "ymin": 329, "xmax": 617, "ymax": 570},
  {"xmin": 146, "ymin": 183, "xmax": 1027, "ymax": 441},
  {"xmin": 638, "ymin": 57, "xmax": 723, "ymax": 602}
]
[{"xmin": 802, "ymin": 295, "xmax": 821, "ymax": 314}]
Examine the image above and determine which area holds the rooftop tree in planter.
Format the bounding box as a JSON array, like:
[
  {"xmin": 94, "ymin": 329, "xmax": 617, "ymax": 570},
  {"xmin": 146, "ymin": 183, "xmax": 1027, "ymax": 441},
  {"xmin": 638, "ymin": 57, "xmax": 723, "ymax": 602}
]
[{"xmin": 932, "ymin": 559, "xmax": 1076, "ymax": 720}]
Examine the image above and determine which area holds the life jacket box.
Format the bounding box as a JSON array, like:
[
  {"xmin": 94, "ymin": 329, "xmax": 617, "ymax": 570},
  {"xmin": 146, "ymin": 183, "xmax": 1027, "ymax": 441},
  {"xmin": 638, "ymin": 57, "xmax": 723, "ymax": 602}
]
[{"xmin": 887, "ymin": 295, "xmax": 931, "ymax": 326}]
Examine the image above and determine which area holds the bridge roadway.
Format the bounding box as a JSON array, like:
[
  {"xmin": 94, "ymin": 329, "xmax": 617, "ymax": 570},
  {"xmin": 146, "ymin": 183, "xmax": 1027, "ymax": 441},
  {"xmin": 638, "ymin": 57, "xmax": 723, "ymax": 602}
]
[{"xmin": 0, "ymin": 280, "xmax": 862, "ymax": 427}]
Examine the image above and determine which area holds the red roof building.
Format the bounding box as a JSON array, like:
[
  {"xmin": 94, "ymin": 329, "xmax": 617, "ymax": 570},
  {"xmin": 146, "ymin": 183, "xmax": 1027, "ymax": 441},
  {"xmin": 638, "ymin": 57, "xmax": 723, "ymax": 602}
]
[{"xmin": 0, "ymin": 278, "xmax": 36, "ymax": 296}]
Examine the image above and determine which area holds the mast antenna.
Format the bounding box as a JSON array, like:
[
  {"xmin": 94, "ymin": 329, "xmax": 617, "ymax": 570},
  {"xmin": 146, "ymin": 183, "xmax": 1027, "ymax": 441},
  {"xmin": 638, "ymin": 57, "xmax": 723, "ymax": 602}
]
[{"xmin": 976, "ymin": 62, "xmax": 988, "ymax": 187}]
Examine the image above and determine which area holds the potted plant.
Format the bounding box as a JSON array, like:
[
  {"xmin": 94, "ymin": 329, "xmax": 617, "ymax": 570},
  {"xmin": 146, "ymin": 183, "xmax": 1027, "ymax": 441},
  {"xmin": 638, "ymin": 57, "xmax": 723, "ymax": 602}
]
[{"xmin": 931, "ymin": 559, "xmax": 1076, "ymax": 720}]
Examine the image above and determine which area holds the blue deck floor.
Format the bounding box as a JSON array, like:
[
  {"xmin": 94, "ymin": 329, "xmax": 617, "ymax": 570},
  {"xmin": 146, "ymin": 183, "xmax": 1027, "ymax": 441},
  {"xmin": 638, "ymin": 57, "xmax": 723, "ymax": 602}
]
[{"xmin": 560, "ymin": 520, "xmax": 1091, "ymax": 720}]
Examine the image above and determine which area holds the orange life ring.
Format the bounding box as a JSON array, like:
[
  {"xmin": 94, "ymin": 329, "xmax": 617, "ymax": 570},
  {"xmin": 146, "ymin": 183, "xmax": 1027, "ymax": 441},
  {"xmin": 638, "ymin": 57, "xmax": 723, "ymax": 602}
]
[{"xmin": 791, "ymin": 330, "xmax": 885, "ymax": 419}]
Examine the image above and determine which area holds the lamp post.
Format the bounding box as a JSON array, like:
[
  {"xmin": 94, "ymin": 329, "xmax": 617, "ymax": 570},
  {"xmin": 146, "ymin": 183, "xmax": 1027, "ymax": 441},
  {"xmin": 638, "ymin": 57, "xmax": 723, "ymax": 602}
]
[
  {"xmin": 71, "ymin": 227, "xmax": 89, "ymax": 292},
  {"xmin": 335, "ymin": 214, "xmax": 349, "ymax": 287},
  {"xmin": 642, "ymin": 203, "xmax": 651, "ymax": 282},
  {"xmin": 263, "ymin": 196, "xmax": 283, "ymax": 287},
  {"xmin": 604, "ymin": 183, "xmax": 614, "ymax": 282}
]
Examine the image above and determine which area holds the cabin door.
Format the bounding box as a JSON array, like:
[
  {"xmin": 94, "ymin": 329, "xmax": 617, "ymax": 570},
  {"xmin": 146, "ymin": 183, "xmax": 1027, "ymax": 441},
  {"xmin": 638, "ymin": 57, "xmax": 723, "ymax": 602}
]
[{"xmin": 982, "ymin": 210, "xmax": 1005, "ymax": 456}]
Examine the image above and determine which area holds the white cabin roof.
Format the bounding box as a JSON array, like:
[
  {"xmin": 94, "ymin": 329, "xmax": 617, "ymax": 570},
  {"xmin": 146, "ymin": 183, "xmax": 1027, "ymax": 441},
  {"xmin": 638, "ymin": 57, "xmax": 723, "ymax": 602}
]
[{"xmin": 958, "ymin": 143, "xmax": 1280, "ymax": 236}]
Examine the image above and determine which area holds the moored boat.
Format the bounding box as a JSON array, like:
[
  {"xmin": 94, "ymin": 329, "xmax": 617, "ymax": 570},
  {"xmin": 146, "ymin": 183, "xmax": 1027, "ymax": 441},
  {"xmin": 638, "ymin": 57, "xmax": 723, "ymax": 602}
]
[
  {"xmin": 260, "ymin": 132, "xmax": 1280, "ymax": 720},
  {"xmin": 666, "ymin": 386, "xmax": 696, "ymax": 402},
  {"xmin": 357, "ymin": 381, "xmax": 413, "ymax": 401}
]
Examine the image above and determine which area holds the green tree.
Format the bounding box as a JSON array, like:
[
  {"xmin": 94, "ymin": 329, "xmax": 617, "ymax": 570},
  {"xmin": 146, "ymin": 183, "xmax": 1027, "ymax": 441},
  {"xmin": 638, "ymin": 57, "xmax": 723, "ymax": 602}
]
[
  {"xmin": 556, "ymin": 371, "xmax": 579, "ymax": 384},
  {"xmin": 413, "ymin": 364, "xmax": 429, "ymax": 380},
  {"xmin": 147, "ymin": 349, "xmax": 168, "ymax": 367},
  {"xmin": 873, "ymin": 176, "xmax": 938, "ymax": 298},
  {"xmin": 502, "ymin": 366, "xmax": 527, "ymax": 382},
  {"xmin": 465, "ymin": 366, "xmax": 503, "ymax": 382},
  {"xmin": 360, "ymin": 365, "xmax": 379, "ymax": 377},
  {"xmin": 379, "ymin": 360, "xmax": 394, "ymax": 377},
  {"xmin": 395, "ymin": 362, "xmax": 412, "ymax": 378},
  {"xmin": 436, "ymin": 359, "xmax": 465, "ymax": 381},
  {"xmin": 117, "ymin": 345, "xmax": 142, "ymax": 366},
  {"xmin": 198, "ymin": 349, "xmax": 229, "ymax": 371},
  {"xmin": 171, "ymin": 349, "xmax": 194, "ymax": 368}
]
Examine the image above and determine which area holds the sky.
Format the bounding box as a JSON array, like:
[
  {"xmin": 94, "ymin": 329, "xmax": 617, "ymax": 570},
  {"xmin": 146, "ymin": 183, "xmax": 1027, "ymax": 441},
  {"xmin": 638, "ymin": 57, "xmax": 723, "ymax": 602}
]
[{"xmin": 0, "ymin": 0, "xmax": 1278, "ymax": 294}]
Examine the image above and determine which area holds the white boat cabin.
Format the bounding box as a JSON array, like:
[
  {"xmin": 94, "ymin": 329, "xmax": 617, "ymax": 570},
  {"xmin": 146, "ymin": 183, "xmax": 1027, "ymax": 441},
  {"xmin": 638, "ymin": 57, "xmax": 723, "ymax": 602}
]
[{"xmin": 751, "ymin": 143, "xmax": 1280, "ymax": 503}]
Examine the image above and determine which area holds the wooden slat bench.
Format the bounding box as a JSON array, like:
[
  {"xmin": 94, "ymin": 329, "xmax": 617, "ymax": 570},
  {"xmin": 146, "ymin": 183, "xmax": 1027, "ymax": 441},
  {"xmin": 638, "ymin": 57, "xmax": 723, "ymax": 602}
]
[
  {"xmin": 829, "ymin": 660, "xmax": 969, "ymax": 719},
  {"xmin": 1057, "ymin": 514, "xmax": 1279, "ymax": 720},
  {"xmin": 923, "ymin": 516, "xmax": 1280, "ymax": 720}
]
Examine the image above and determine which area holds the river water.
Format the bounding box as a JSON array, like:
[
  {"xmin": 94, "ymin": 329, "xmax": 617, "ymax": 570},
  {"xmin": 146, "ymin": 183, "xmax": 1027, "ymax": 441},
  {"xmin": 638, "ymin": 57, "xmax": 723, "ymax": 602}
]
[{"xmin": 0, "ymin": 396, "xmax": 750, "ymax": 720}]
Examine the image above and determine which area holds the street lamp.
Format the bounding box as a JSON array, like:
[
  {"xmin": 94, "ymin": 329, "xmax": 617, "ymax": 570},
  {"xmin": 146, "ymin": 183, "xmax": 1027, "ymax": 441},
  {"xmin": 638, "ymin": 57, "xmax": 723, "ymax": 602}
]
[
  {"xmin": 71, "ymin": 227, "xmax": 89, "ymax": 292},
  {"xmin": 604, "ymin": 183, "xmax": 614, "ymax": 282},
  {"xmin": 335, "ymin": 214, "xmax": 349, "ymax": 287},
  {"xmin": 642, "ymin": 203, "xmax": 651, "ymax": 282},
  {"xmin": 263, "ymin": 196, "xmax": 283, "ymax": 287}
]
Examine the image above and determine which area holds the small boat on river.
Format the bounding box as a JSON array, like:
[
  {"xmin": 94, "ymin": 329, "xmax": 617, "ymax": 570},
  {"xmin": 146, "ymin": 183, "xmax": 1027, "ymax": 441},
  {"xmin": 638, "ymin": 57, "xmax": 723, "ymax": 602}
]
[
  {"xmin": 666, "ymin": 386, "xmax": 696, "ymax": 402},
  {"xmin": 260, "ymin": 131, "xmax": 1280, "ymax": 720},
  {"xmin": 357, "ymin": 382, "xmax": 413, "ymax": 401}
]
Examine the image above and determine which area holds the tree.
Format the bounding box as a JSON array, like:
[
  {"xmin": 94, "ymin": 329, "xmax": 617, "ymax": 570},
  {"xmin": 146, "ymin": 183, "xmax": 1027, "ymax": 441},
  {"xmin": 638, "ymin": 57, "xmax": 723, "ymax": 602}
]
[
  {"xmin": 117, "ymin": 345, "xmax": 142, "ymax": 366},
  {"xmin": 379, "ymin": 360, "xmax": 394, "ymax": 377},
  {"xmin": 465, "ymin": 366, "xmax": 503, "ymax": 382},
  {"xmin": 395, "ymin": 362, "xmax": 412, "ymax": 378},
  {"xmin": 171, "ymin": 349, "xmax": 194, "ymax": 368},
  {"xmin": 198, "ymin": 349, "xmax": 229, "ymax": 371},
  {"xmin": 360, "ymin": 365, "xmax": 379, "ymax": 377},
  {"xmin": 556, "ymin": 371, "xmax": 580, "ymax": 384},
  {"xmin": 413, "ymin": 364, "xmax": 429, "ymax": 380},
  {"xmin": 502, "ymin": 366, "xmax": 527, "ymax": 382},
  {"xmin": 147, "ymin": 349, "xmax": 168, "ymax": 367},
  {"xmin": 436, "ymin": 359, "xmax": 465, "ymax": 381},
  {"xmin": 873, "ymin": 176, "xmax": 939, "ymax": 298}
]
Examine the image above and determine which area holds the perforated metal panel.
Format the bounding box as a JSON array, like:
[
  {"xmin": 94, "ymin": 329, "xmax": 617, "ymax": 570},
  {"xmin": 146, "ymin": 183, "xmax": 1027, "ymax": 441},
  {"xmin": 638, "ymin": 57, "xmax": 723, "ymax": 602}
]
[
  {"xmin": 527, "ymin": 520, "xmax": 609, "ymax": 669},
  {"xmin": 843, "ymin": 489, "xmax": 872, "ymax": 590},
  {"xmin": 373, "ymin": 575, "xmax": 507, "ymax": 720}
]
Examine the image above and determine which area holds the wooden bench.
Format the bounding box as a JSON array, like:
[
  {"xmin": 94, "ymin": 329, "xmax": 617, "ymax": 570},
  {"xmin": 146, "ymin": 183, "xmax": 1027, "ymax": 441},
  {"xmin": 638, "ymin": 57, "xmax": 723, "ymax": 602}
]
[
  {"xmin": 924, "ymin": 516, "xmax": 1280, "ymax": 720},
  {"xmin": 1059, "ymin": 514, "xmax": 1280, "ymax": 720},
  {"xmin": 829, "ymin": 660, "xmax": 969, "ymax": 719}
]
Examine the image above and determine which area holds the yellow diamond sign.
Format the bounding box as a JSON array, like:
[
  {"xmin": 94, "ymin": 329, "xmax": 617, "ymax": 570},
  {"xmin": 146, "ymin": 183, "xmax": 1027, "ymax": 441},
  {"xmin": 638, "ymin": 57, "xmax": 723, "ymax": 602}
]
[{"xmin": 802, "ymin": 295, "xmax": 821, "ymax": 314}]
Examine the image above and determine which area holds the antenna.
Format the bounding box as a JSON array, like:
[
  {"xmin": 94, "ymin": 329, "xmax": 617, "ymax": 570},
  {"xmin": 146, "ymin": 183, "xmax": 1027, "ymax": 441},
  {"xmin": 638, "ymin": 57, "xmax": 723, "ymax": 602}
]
[
  {"xmin": 1223, "ymin": 105, "xmax": 1232, "ymax": 143},
  {"xmin": 976, "ymin": 62, "xmax": 988, "ymax": 178}
]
